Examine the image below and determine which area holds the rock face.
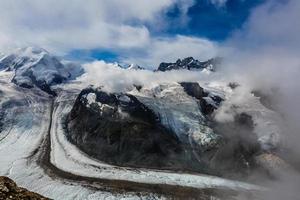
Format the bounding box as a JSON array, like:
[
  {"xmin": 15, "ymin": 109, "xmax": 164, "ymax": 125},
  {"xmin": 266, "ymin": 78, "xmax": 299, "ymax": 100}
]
[
  {"xmin": 65, "ymin": 87, "xmax": 200, "ymax": 170},
  {"xmin": 157, "ymin": 57, "xmax": 220, "ymax": 72},
  {"xmin": 179, "ymin": 82, "xmax": 223, "ymax": 115},
  {"xmin": 0, "ymin": 176, "xmax": 49, "ymax": 200},
  {"xmin": 0, "ymin": 47, "xmax": 82, "ymax": 95}
]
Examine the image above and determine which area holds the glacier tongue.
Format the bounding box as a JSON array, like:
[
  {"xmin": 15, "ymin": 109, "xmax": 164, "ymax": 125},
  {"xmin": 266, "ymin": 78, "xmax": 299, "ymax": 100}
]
[{"xmin": 130, "ymin": 82, "xmax": 220, "ymax": 151}]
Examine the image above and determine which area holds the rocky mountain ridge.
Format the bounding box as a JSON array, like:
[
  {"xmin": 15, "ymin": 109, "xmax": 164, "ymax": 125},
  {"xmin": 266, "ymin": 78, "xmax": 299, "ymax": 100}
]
[{"xmin": 157, "ymin": 57, "xmax": 221, "ymax": 72}]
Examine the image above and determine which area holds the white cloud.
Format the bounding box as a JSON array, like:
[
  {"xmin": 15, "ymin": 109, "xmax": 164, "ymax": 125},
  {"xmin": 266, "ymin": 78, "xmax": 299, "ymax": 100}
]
[
  {"xmin": 222, "ymin": 0, "xmax": 300, "ymax": 97},
  {"xmin": 0, "ymin": 0, "xmax": 220, "ymax": 69},
  {"xmin": 78, "ymin": 60, "xmax": 216, "ymax": 92},
  {"xmin": 228, "ymin": 0, "xmax": 300, "ymax": 52},
  {"xmin": 122, "ymin": 35, "xmax": 219, "ymax": 68},
  {"xmin": 0, "ymin": 0, "xmax": 195, "ymax": 53}
]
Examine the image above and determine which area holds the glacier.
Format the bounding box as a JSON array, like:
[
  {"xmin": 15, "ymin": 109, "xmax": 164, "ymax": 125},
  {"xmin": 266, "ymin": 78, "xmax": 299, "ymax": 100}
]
[{"xmin": 0, "ymin": 50, "xmax": 286, "ymax": 199}]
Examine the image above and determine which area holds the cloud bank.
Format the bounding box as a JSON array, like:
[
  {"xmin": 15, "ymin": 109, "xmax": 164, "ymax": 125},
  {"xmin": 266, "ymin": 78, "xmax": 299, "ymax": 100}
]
[
  {"xmin": 217, "ymin": 1, "xmax": 300, "ymax": 198},
  {"xmin": 78, "ymin": 60, "xmax": 218, "ymax": 92},
  {"xmin": 222, "ymin": 0, "xmax": 300, "ymax": 138}
]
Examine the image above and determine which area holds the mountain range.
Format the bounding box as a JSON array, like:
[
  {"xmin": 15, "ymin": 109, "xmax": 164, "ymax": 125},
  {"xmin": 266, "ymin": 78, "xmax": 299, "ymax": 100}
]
[{"xmin": 0, "ymin": 47, "xmax": 288, "ymax": 199}]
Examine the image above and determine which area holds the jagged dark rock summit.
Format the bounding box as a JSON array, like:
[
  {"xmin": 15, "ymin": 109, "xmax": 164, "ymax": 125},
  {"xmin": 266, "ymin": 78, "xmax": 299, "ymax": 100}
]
[{"xmin": 157, "ymin": 57, "xmax": 221, "ymax": 72}]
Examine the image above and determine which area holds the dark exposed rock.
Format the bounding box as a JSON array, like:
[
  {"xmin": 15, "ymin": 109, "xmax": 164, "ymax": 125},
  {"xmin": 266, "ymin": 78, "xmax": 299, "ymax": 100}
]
[
  {"xmin": 235, "ymin": 113, "xmax": 254, "ymax": 129},
  {"xmin": 65, "ymin": 87, "xmax": 199, "ymax": 170},
  {"xmin": 180, "ymin": 82, "xmax": 207, "ymax": 99},
  {"xmin": 157, "ymin": 57, "xmax": 220, "ymax": 72},
  {"xmin": 0, "ymin": 112, "xmax": 4, "ymax": 133},
  {"xmin": 127, "ymin": 64, "xmax": 144, "ymax": 70},
  {"xmin": 228, "ymin": 82, "xmax": 239, "ymax": 89},
  {"xmin": 200, "ymin": 95, "xmax": 223, "ymax": 116},
  {"xmin": 133, "ymin": 84, "xmax": 143, "ymax": 91},
  {"xmin": 0, "ymin": 176, "xmax": 49, "ymax": 200},
  {"xmin": 180, "ymin": 82, "xmax": 223, "ymax": 115}
]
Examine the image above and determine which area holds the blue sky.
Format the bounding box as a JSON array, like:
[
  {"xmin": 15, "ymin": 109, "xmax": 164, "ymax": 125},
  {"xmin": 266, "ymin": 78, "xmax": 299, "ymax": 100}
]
[
  {"xmin": 0, "ymin": 0, "xmax": 298, "ymax": 68},
  {"xmin": 166, "ymin": 0, "xmax": 265, "ymax": 40},
  {"xmin": 66, "ymin": 0, "xmax": 266, "ymax": 62}
]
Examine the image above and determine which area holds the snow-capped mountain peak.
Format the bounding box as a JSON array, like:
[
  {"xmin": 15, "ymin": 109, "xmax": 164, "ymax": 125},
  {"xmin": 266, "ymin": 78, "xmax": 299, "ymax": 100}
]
[
  {"xmin": 0, "ymin": 47, "xmax": 82, "ymax": 95},
  {"xmin": 127, "ymin": 63, "xmax": 144, "ymax": 70},
  {"xmin": 16, "ymin": 46, "xmax": 48, "ymax": 57}
]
